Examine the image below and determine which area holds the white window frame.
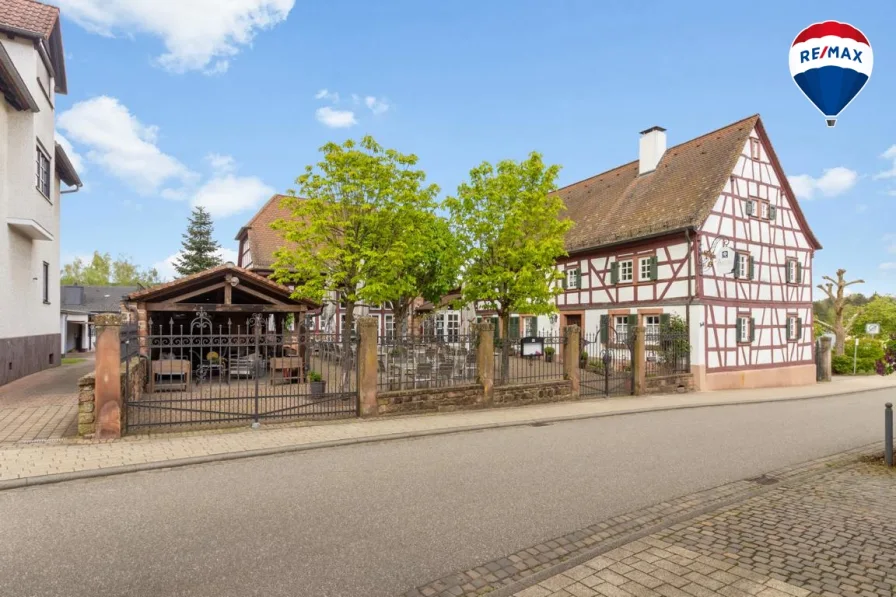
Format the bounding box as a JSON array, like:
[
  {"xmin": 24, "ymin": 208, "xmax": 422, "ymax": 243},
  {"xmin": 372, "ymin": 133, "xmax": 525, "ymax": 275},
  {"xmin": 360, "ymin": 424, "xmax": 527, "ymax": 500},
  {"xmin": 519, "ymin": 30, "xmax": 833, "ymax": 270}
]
[
  {"xmin": 644, "ymin": 315, "xmax": 660, "ymax": 336},
  {"xmin": 760, "ymin": 201, "xmax": 769, "ymax": 219},
  {"xmin": 750, "ymin": 138, "xmax": 761, "ymax": 160},
  {"xmin": 384, "ymin": 313, "xmax": 395, "ymax": 339},
  {"xmin": 786, "ymin": 259, "xmax": 797, "ymax": 284},
  {"xmin": 619, "ymin": 260, "xmax": 633, "ymax": 283},
  {"xmin": 614, "ymin": 315, "xmax": 629, "ymax": 342},
  {"xmin": 566, "ymin": 269, "xmax": 579, "ymax": 290},
  {"xmin": 638, "ymin": 257, "xmax": 652, "ymax": 282},
  {"xmin": 446, "ymin": 311, "xmax": 460, "ymax": 342},
  {"xmin": 36, "ymin": 145, "xmax": 51, "ymax": 199},
  {"xmin": 787, "ymin": 316, "xmax": 798, "ymax": 342},
  {"xmin": 738, "ymin": 317, "xmax": 751, "ymax": 343},
  {"xmin": 736, "ymin": 253, "xmax": 749, "ymax": 279}
]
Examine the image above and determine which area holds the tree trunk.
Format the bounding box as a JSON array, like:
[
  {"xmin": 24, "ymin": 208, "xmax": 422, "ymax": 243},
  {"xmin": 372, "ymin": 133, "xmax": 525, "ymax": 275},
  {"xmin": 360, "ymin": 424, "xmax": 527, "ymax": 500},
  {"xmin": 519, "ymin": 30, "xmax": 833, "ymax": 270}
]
[
  {"xmin": 500, "ymin": 310, "xmax": 510, "ymax": 385},
  {"xmin": 394, "ymin": 297, "xmax": 411, "ymax": 340},
  {"xmin": 341, "ymin": 300, "xmax": 355, "ymax": 391}
]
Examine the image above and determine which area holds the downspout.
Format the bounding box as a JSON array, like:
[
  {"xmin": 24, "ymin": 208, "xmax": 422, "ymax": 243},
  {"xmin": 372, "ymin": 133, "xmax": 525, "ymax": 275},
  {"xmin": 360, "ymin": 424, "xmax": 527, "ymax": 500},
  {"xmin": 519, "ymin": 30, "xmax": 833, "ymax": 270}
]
[
  {"xmin": 61, "ymin": 184, "xmax": 82, "ymax": 195},
  {"xmin": 685, "ymin": 228, "xmax": 694, "ymax": 335}
]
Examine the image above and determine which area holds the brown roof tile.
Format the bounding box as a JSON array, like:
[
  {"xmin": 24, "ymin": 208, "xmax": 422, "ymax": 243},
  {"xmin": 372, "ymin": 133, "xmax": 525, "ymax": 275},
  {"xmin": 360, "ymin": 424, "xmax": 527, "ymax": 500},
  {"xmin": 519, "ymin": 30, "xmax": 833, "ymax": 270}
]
[
  {"xmin": 0, "ymin": 0, "xmax": 59, "ymax": 38},
  {"xmin": 556, "ymin": 114, "xmax": 819, "ymax": 252},
  {"xmin": 237, "ymin": 194, "xmax": 299, "ymax": 270}
]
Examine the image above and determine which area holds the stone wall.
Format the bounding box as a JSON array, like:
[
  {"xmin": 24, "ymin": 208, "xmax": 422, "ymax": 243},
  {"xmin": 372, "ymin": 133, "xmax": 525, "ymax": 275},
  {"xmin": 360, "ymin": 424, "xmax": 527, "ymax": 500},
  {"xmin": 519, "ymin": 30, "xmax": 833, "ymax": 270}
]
[
  {"xmin": 77, "ymin": 356, "xmax": 146, "ymax": 437},
  {"xmin": 376, "ymin": 379, "xmax": 575, "ymax": 416},
  {"xmin": 644, "ymin": 373, "xmax": 694, "ymax": 395}
]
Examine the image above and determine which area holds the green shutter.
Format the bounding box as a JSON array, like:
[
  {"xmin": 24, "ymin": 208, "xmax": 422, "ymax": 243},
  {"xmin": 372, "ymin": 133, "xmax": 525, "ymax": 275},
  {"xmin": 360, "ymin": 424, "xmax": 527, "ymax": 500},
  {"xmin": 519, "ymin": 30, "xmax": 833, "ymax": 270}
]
[
  {"xmin": 575, "ymin": 268, "xmax": 581, "ymax": 289},
  {"xmin": 796, "ymin": 262, "xmax": 802, "ymax": 284},
  {"xmin": 733, "ymin": 256, "xmax": 740, "ymax": 279},
  {"xmin": 736, "ymin": 317, "xmax": 744, "ymax": 342},
  {"xmin": 600, "ymin": 315, "xmax": 609, "ymax": 344},
  {"xmin": 745, "ymin": 200, "xmax": 754, "ymax": 216},
  {"xmin": 796, "ymin": 317, "xmax": 803, "ymax": 339},
  {"xmin": 748, "ymin": 256, "xmax": 755, "ymax": 280},
  {"xmin": 660, "ymin": 313, "xmax": 671, "ymax": 328},
  {"xmin": 626, "ymin": 314, "xmax": 638, "ymax": 327},
  {"xmin": 561, "ymin": 272, "xmax": 567, "ymax": 290},
  {"xmin": 491, "ymin": 317, "xmax": 499, "ymax": 342},
  {"xmin": 769, "ymin": 205, "xmax": 777, "ymax": 220},
  {"xmin": 649, "ymin": 256, "xmax": 658, "ymax": 281},
  {"xmin": 610, "ymin": 262, "xmax": 619, "ymax": 285},
  {"xmin": 750, "ymin": 318, "xmax": 756, "ymax": 342},
  {"xmin": 508, "ymin": 317, "xmax": 520, "ymax": 340}
]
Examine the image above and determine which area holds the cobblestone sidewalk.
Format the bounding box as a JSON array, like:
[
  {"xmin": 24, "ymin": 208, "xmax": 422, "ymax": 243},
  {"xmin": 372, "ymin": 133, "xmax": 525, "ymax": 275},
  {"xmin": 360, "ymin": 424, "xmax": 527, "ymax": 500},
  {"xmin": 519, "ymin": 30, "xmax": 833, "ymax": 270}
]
[
  {"xmin": 406, "ymin": 449, "xmax": 895, "ymax": 597},
  {"xmin": 1, "ymin": 375, "xmax": 895, "ymax": 486}
]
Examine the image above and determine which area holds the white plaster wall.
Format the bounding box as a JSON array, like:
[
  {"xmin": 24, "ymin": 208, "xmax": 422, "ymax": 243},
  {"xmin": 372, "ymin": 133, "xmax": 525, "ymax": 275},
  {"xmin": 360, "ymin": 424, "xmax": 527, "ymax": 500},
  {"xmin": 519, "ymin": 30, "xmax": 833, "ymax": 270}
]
[{"xmin": 0, "ymin": 37, "xmax": 61, "ymax": 341}]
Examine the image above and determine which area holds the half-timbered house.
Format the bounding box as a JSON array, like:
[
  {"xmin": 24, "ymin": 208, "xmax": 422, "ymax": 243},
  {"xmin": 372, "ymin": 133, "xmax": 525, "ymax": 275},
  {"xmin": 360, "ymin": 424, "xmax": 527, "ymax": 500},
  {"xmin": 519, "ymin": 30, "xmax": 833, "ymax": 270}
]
[{"xmin": 532, "ymin": 114, "xmax": 821, "ymax": 390}]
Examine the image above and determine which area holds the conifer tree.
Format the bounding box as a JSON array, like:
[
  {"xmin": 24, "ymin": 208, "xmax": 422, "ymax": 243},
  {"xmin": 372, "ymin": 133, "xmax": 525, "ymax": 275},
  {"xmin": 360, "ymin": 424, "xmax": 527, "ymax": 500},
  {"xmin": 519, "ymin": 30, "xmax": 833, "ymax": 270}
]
[{"xmin": 174, "ymin": 206, "xmax": 222, "ymax": 277}]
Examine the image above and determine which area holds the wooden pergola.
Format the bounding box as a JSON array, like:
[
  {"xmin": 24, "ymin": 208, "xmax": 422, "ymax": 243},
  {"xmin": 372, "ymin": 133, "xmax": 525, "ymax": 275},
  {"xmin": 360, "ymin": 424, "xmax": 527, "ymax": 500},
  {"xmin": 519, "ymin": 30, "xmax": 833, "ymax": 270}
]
[{"xmin": 125, "ymin": 263, "xmax": 319, "ymax": 354}]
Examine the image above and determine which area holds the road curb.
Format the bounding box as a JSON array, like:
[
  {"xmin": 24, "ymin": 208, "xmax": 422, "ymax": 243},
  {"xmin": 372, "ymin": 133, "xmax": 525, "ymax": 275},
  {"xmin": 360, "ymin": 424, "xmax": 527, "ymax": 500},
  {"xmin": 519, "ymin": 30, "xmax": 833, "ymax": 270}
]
[{"xmin": 0, "ymin": 384, "xmax": 891, "ymax": 492}]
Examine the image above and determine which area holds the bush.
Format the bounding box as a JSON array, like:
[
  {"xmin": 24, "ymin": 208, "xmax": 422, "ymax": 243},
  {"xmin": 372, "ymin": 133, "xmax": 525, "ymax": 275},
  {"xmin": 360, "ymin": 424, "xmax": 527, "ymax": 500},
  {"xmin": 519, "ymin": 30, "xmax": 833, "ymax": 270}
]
[
  {"xmin": 831, "ymin": 354, "xmax": 853, "ymax": 375},
  {"xmin": 855, "ymin": 338, "xmax": 884, "ymax": 361}
]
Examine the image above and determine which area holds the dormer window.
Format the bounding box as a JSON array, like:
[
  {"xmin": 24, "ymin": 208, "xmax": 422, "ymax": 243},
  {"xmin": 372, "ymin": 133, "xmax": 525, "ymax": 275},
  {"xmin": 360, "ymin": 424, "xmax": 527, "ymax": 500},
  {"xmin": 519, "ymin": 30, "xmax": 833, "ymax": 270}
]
[{"xmin": 239, "ymin": 239, "xmax": 252, "ymax": 268}]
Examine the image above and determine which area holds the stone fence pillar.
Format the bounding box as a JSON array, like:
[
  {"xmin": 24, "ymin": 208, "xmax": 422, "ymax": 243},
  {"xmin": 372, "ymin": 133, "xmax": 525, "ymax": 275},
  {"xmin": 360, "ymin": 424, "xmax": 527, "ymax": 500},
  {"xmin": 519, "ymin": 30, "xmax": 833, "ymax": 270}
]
[
  {"xmin": 357, "ymin": 317, "xmax": 379, "ymax": 416},
  {"xmin": 818, "ymin": 336, "xmax": 832, "ymax": 382},
  {"xmin": 94, "ymin": 314, "xmax": 123, "ymax": 439},
  {"xmin": 476, "ymin": 322, "xmax": 495, "ymax": 405},
  {"xmin": 563, "ymin": 325, "xmax": 580, "ymax": 394},
  {"xmin": 633, "ymin": 326, "xmax": 646, "ymax": 396}
]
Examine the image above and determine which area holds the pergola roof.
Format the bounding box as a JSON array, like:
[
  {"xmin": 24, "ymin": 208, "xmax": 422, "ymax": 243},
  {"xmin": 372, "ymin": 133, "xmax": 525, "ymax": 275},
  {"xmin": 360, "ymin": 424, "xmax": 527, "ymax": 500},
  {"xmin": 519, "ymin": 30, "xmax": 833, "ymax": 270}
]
[{"xmin": 127, "ymin": 264, "xmax": 318, "ymax": 313}]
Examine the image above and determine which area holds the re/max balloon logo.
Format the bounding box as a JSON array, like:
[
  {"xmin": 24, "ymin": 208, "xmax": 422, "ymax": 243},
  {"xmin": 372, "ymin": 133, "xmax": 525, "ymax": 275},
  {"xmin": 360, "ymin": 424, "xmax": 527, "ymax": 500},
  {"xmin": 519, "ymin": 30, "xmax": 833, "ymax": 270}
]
[
  {"xmin": 789, "ymin": 21, "xmax": 873, "ymax": 127},
  {"xmin": 798, "ymin": 46, "xmax": 865, "ymax": 64}
]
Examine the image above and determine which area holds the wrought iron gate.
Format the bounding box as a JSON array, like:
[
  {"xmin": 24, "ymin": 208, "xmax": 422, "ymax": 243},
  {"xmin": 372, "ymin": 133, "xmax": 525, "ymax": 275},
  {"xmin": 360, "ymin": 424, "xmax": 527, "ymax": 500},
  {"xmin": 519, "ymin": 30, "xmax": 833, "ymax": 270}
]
[
  {"xmin": 580, "ymin": 327, "xmax": 635, "ymax": 397},
  {"xmin": 124, "ymin": 309, "xmax": 358, "ymax": 432}
]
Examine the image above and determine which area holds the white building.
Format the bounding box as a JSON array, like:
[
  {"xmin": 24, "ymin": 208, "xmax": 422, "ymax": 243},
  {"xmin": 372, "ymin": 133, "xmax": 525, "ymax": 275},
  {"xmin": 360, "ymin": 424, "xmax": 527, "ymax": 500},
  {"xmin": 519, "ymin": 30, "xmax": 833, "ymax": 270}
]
[
  {"xmin": 514, "ymin": 115, "xmax": 821, "ymax": 390},
  {"xmin": 0, "ymin": 0, "xmax": 80, "ymax": 385}
]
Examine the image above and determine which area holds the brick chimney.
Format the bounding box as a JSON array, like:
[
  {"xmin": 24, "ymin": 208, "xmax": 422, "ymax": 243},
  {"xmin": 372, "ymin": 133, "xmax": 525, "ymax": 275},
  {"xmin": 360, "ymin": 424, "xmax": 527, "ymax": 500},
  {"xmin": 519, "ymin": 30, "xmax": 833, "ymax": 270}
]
[{"xmin": 638, "ymin": 126, "xmax": 667, "ymax": 175}]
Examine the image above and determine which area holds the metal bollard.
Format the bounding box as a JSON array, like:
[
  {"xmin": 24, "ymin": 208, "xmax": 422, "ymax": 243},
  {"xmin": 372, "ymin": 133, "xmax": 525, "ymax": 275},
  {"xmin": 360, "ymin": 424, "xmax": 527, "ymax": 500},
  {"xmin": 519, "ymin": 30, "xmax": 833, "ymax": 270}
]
[{"xmin": 886, "ymin": 403, "xmax": 894, "ymax": 468}]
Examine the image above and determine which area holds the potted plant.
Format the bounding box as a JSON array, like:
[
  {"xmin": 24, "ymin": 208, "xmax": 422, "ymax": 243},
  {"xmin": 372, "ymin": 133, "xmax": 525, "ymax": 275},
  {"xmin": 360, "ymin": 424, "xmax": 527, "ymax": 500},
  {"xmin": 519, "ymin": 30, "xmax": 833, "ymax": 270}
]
[
  {"xmin": 308, "ymin": 371, "xmax": 326, "ymax": 397},
  {"xmin": 544, "ymin": 346, "xmax": 556, "ymax": 363},
  {"xmin": 206, "ymin": 351, "xmax": 220, "ymax": 364}
]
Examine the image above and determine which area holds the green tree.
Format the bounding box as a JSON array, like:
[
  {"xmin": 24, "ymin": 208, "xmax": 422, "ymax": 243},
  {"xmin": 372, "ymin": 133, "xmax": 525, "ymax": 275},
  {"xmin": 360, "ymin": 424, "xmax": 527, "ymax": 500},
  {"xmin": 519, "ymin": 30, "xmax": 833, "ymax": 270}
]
[
  {"xmin": 271, "ymin": 136, "xmax": 439, "ymax": 384},
  {"xmin": 850, "ymin": 295, "xmax": 896, "ymax": 338},
  {"xmin": 816, "ymin": 269, "xmax": 864, "ymax": 355},
  {"xmin": 366, "ymin": 212, "xmax": 461, "ymax": 338},
  {"xmin": 445, "ymin": 152, "xmax": 571, "ymax": 383},
  {"xmin": 61, "ymin": 251, "xmax": 161, "ymax": 286},
  {"xmin": 174, "ymin": 206, "xmax": 222, "ymax": 277}
]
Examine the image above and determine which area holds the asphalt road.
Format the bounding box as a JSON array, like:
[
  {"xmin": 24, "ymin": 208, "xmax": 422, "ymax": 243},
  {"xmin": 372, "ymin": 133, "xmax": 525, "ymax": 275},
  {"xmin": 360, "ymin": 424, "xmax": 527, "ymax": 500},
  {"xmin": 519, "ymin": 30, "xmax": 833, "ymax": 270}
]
[{"xmin": 0, "ymin": 390, "xmax": 889, "ymax": 597}]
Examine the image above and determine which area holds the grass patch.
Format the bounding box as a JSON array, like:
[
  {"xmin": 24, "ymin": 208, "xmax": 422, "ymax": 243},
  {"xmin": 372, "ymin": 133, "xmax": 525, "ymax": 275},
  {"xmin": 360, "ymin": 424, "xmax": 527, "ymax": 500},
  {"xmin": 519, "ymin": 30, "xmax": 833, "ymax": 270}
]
[{"xmin": 62, "ymin": 358, "xmax": 86, "ymax": 365}]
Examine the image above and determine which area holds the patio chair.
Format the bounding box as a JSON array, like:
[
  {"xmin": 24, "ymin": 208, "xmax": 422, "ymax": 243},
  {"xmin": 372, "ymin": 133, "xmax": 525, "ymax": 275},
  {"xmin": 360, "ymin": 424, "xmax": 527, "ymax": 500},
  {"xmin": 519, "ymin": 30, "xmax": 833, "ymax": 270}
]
[
  {"xmin": 229, "ymin": 353, "xmax": 264, "ymax": 379},
  {"xmin": 435, "ymin": 362, "xmax": 454, "ymax": 386},
  {"xmin": 413, "ymin": 362, "xmax": 432, "ymax": 389}
]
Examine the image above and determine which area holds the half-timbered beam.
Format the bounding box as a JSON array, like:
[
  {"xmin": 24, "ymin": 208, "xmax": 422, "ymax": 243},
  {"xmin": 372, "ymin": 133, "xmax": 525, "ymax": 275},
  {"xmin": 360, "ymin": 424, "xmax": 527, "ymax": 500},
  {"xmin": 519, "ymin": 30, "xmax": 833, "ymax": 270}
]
[{"xmin": 234, "ymin": 283, "xmax": 287, "ymax": 305}]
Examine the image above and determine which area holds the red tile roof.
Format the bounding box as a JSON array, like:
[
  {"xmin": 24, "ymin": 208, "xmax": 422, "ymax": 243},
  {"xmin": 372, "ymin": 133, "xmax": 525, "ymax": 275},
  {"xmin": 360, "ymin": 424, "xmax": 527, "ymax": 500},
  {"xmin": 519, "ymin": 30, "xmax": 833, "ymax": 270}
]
[
  {"xmin": 0, "ymin": 0, "xmax": 59, "ymax": 38},
  {"xmin": 237, "ymin": 194, "xmax": 301, "ymax": 271}
]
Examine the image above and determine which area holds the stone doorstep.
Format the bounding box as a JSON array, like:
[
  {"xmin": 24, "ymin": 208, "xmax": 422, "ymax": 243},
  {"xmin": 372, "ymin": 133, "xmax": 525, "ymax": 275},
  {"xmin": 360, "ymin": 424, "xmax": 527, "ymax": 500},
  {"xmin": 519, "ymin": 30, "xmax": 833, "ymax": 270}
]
[{"xmin": 402, "ymin": 444, "xmax": 880, "ymax": 597}]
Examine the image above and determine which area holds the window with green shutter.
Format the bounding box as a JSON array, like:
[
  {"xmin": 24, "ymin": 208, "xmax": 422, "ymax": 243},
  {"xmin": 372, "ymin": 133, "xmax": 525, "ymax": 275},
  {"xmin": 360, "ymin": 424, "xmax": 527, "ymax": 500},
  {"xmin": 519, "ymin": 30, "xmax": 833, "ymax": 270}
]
[
  {"xmin": 796, "ymin": 262, "xmax": 802, "ymax": 284},
  {"xmin": 750, "ymin": 318, "xmax": 756, "ymax": 342},
  {"xmin": 796, "ymin": 317, "xmax": 803, "ymax": 339},
  {"xmin": 748, "ymin": 256, "xmax": 755, "ymax": 280},
  {"xmin": 768, "ymin": 205, "xmax": 777, "ymax": 220},
  {"xmin": 745, "ymin": 200, "xmax": 755, "ymax": 216},
  {"xmin": 574, "ymin": 268, "xmax": 581, "ymax": 289}
]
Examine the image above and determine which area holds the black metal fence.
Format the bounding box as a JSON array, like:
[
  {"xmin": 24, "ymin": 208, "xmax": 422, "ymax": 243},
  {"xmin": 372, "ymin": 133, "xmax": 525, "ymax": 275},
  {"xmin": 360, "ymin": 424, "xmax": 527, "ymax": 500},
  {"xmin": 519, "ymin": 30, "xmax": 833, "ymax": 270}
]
[
  {"xmin": 124, "ymin": 309, "xmax": 358, "ymax": 432},
  {"xmin": 377, "ymin": 333, "xmax": 478, "ymax": 391},
  {"xmin": 120, "ymin": 321, "xmax": 139, "ymax": 362},
  {"xmin": 644, "ymin": 328, "xmax": 691, "ymax": 377},
  {"xmin": 494, "ymin": 331, "xmax": 565, "ymax": 386},
  {"xmin": 580, "ymin": 327, "xmax": 635, "ymax": 397}
]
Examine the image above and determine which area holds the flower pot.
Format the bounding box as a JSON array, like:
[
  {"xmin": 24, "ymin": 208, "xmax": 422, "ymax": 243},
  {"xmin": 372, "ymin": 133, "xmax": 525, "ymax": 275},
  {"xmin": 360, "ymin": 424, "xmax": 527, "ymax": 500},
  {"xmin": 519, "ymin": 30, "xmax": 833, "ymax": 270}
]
[
  {"xmin": 310, "ymin": 380, "xmax": 326, "ymax": 397},
  {"xmin": 545, "ymin": 354, "xmax": 554, "ymax": 363}
]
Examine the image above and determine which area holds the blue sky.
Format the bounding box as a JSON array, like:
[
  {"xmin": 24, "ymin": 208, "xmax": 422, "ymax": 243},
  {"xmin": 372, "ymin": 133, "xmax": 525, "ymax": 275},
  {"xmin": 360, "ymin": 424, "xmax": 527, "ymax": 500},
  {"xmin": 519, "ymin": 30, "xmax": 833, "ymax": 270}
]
[{"xmin": 54, "ymin": 0, "xmax": 895, "ymax": 294}]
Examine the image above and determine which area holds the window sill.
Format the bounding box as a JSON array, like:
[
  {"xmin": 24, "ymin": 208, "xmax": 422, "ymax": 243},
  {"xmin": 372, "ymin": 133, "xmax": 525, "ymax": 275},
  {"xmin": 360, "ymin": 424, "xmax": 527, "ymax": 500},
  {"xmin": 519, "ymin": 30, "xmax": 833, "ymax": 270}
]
[{"xmin": 36, "ymin": 187, "xmax": 53, "ymax": 205}]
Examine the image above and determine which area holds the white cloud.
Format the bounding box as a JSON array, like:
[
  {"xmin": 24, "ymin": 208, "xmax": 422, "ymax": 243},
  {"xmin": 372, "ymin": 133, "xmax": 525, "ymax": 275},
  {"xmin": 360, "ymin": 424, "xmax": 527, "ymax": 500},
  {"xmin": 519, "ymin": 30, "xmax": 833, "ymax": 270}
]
[
  {"xmin": 154, "ymin": 247, "xmax": 239, "ymax": 280},
  {"xmin": 57, "ymin": 96, "xmax": 195, "ymax": 193},
  {"xmin": 874, "ymin": 145, "xmax": 896, "ymax": 179},
  {"xmin": 55, "ymin": 132, "xmax": 86, "ymax": 175},
  {"xmin": 205, "ymin": 153, "xmax": 236, "ymax": 174},
  {"xmin": 190, "ymin": 174, "xmax": 274, "ymax": 218},
  {"xmin": 880, "ymin": 262, "xmax": 896, "ymax": 271},
  {"xmin": 787, "ymin": 167, "xmax": 858, "ymax": 199},
  {"xmin": 315, "ymin": 106, "xmax": 357, "ymax": 128},
  {"xmin": 314, "ymin": 89, "xmax": 339, "ymax": 102},
  {"xmin": 364, "ymin": 96, "xmax": 390, "ymax": 115},
  {"xmin": 55, "ymin": 0, "xmax": 294, "ymax": 74}
]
